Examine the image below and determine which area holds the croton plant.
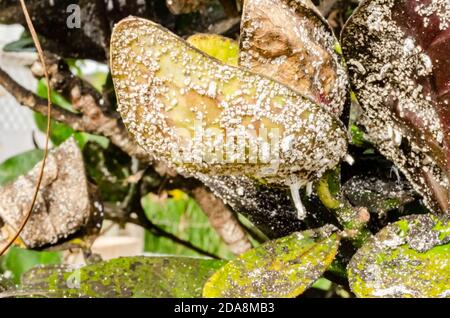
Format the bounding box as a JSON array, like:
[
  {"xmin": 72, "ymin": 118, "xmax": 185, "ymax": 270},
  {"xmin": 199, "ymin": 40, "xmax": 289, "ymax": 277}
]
[
  {"xmin": 0, "ymin": 0, "xmax": 449, "ymax": 298},
  {"xmin": 108, "ymin": 0, "xmax": 449, "ymax": 297}
]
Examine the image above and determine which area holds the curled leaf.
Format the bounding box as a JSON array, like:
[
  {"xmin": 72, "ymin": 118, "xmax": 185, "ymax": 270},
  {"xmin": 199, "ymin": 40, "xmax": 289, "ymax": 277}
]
[
  {"xmin": 341, "ymin": 0, "xmax": 450, "ymax": 212},
  {"xmin": 111, "ymin": 17, "xmax": 347, "ymax": 187},
  {"xmin": 202, "ymin": 225, "xmax": 340, "ymax": 297},
  {"xmin": 239, "ymin": 0, "xmax": 348, "ymax": 115},
  {"xmin": 0, "ymin": 138, "xmax": 102, "ymax": 248},
  {"xmin": 348, "ymin": 213, "xmax": 450, "ymax": 298}
]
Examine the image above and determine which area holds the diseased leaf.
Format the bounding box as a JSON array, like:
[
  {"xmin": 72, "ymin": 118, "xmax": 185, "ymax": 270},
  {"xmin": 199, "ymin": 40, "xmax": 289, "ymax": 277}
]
[
  {"xmin": 202, "ymin": 225, "xmax": 340, "ymax": 298},
  {"xmin": 343, "ymin": 175, "xmax": 416, "ymax": 215},
  {"xmin": 111, "ymin": 17, "xmax": 347, "ymax": 189},
  {"xmin": 348, "ymin": 213, "xmax": 450, "ymax": 298},
  {"xmin": 35, "ymin": 79, "xmax": 108, "ymax": 148},
  {"xmin": 17, "ymin": 256, "xmax": 225, "ymax": 298},
  {"xmin": 341, "ymin": 0, "xmax": 450, "ymax": 212},
  {"xmin": 0, "ymin": 138, "xmax": 103, "ymax": 248},
  {"xmin": 187, "ymin": 33, "xmax": 239, "ymax": 66},
  {"xmin": 239, "ymin": 0, "xmax": 348, "ymax": 115}
]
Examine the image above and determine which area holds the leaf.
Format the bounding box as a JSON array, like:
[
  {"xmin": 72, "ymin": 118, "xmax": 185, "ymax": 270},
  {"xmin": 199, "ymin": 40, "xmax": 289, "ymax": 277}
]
[
  {"xmin": 18, "ymin": 256, "xmax": 225, "ymax": 298},
  {"xmin": 142, "ymin": 192, "xmax": 234, "ymax": 259},
  {"xmin": 35, "ymin": 79, "xmax": 108, "ymax": 148},
  {"xmin": 187, "ymin": 33, "xmax": 239, "ymax": 66},
  {"xmin": 110, "ymin": 17, "xmax": 347, "ymax": 187},
  {"xmin": 0, "ymin": 138, "xmax": 102, "ymax": 248},
  {"xmin": 342, "ymin": 175, "xmax": 415, "ymax": 215},
  {"xmin": 202, "ymin": 225, "xmax": 340, "ymax": 298},
  {"xmin": 348, "ymin": 213, "xmax": 450, "ymax": 298},
  {"xmin": 187, "ymin": 31, "xmax": 304, "ymax": 237},
  {"xmin": 0, "ymin": 149, "xmax": 43, "ymax": 185},
  {"xmin": 3, "ymin": 37, "xmax": 35, "ymax": 52},
  {"xmin": 239, "ymin": 0, "xmax": 348, "ymax": 115},
  {"xmin": 1, "ymin": 247, "xmax": 60, "ymax": 284},
  {"xmin": 83, "ymin": 142, "xmax": 132, "ymax": 203},
  {"xmin": 34, "ymin": 112, "xmax": 75, "ymax": 146},
  {"xmin": 341, "ymin": 0, "xmax": 450, "ymax": 212}
]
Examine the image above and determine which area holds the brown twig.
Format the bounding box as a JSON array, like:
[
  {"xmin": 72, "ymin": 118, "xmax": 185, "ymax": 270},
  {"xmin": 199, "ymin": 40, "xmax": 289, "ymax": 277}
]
[
  {"xmin": 0, "ymin": 0, "xmax": 52, "ymax": 256},
  {"xmin": 191, "ymin": 186, "xmax": 252, "ymax": 255}
]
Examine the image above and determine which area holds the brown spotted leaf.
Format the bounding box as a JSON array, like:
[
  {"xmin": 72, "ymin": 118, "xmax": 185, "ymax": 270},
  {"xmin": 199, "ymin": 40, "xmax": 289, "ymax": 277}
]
[
  {"xmin": 110, "ymin": 17, "xmax": 347, "ymax": 188},
  {"xmin": 341, "ymin": 0, "xmax": 450, "ymax": 212},
  {"xmin": 240, "ymin": 0, "xmax": 348, "ymax": 115},
  {"xmin": 348, "ymin": 213, "xmax": 450, "ymax": 298},
  {"xmin": 0, "ymin": 138, "xmax": 102, "ymax": 249},
  {"xmin": 202, "ymin": 225, "xmax": 340, "ymax": 298}
]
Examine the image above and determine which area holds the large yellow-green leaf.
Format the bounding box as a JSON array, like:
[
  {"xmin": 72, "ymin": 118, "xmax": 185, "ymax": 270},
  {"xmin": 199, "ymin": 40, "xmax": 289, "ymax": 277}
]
[
  {"xmin": 187, "ymin": 33, "xmax": 239, "ymax": 66},
  {"xmin": 110, "ymin": 17, "xmax": 347, "ymax": 187},
  {"xmin": 15, "ymin": 256, "xmax": 225, "ymax": 298},
  {"xmin": 202, "ymin": 225, "xmax": 340, "ymax": 298},
  {"xmin": 348, "ymin": 214, "xmax": 450, "ymax": 298}
]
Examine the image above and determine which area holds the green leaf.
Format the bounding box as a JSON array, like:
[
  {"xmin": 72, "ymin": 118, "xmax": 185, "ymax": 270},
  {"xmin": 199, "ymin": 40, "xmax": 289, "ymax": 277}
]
[
  {"xmin": 202, "ymin": 226, "xmax": 340, "ymax": 298},
  {"xmin": 187, "ymin": 33, "xmax": 239, "ymax": 66},
  {"xmin": 1, "ymin": 247, "xmax": 60, "ymax": 284},
  {"xmin": 3, "ymin": 37, "xmax": 35, "ymax": 52},
  {"xmin": 0, "ymin": 149, "xmax": 43, "ymax": 185},
  {"xmin": 348, "ymin": 213, "xmax": 450, "ymax": 298},
  {"xmin": 35, "ymin": 78, "xmax": 75, "ymax": 146},
  {"xmin": 19, "ymin": 256, "xmax": 225, "ymax": 298},
  {"xmin": 35, "ymin": 79, "xmax": 108, "ymax": 148},
  {"xmin": 142, "ymin": 191, "xmax": 234, "ymax": 259}
]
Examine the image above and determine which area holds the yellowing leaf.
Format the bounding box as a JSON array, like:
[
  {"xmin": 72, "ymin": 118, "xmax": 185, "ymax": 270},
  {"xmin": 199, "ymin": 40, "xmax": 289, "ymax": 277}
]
[
  {"xmin": 187, "ymin": 33, "xmax": 239, "ymax": 66},
  {"xmin": 110, "ymin": 17, "xmax": 347, "ymax": 187},
  {"xmin": 348, "ymin": 214, "xmax": 450, "ymax": 298},
  {"xmin": 202, "ymin": 225, "xmax": 340, "ymax": 298}
]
